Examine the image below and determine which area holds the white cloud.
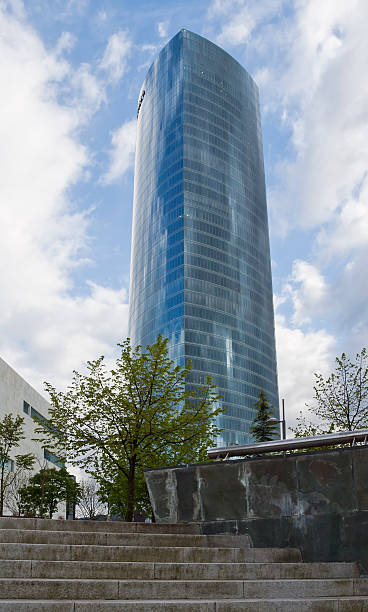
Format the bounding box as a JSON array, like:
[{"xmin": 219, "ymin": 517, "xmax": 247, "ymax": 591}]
[
  {"xmin": 70, "ymin": 62, "xmax": 106, "ymax": 119},
  {"xmin": 0, "ymin": 4, "xmax": 129, "ymax": 394},
  {"xmin": 99, "ymin": 30, "xmax": 132, "ymax": 85},
  {"xmin": 216, "ymin": 6, "xmax": 255, "ymax": 46},
  {"xmin": 279, "ymin": 254, "xmax": 368, "ymax": 360},
  {"xmin": 208, "ymin": 0, "xmax": 286, "ymax": 47},
  {"xmin": 316, "ymin": 175, "xmax": 368, "ymax": 259},
  {"xmin": 59, "ymin": 0, "xmax": 88, "ymax": 18},
  {"xmin": 97, "ymin": 9, "xmax": 108, "ymax": 22},
  {"xmin": 55, "ymin": 31, "xmax": 76, "ymax": 55},
  {"xmin": 157, "ymin": 21, "xmax": 168, "ymax": 39},
  {"xmin": 208, "ymin": 0, "xmax": 368, "ymax": 416},
  {"xmin": 289, "ymin": 260, "xmax": 328, "ymax": 326},
  {"xmin": 275, "ymin": 311, "xmax": 336, "ymax": 432},
  {"xmin": 209, "ymin": 0, "xmax": 368, "ymax": 239},
  {"xmin": 267, "ymin": 1, "xmax": 368, "ymax": 236},
  {"xmin": 103, "ymin": 118, "xmax": 136, "ymax": 184},
  {"xmin": 207, "ymin": 0, "xmax": 243, "ymax": 19}
]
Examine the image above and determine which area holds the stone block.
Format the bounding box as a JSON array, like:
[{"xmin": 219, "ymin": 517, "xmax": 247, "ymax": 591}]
[
  {"xmin": 196, "ymin": 463, "xmax": 247, "ymax": 521},
  {"xmin": 339, "ymin": 511, "xmax": 368, "ymax": 574},
  {"xmin": 246, "ymin": 455, "xmax": 299, "ymax": 518},
  {"xmin": 353, "ymin": 448, "xmax": 368, "ymax": 511},
  {"xmin": 29, "ymin": 560, "xmax": 154, "ymax": 580},
  {"xmin": 243, "ymin": 516, "xmax": 291, "ymax": 549},
  {"xmin": 118, "ymin": 579, "xmax": 244, "ymax": 599},
  {"xmin": 338, "ymin": 599, "xmax": 368, "ymax": 611},
  {"xmin": 0, "ymin": 603, "xmax": 75, "ymax": 612},
  {"xmin": 216, "ymin": 601, "xmax": 339, "ymax": 612},
  {"xmin": 0, "ymin": 543, "xmax": 72, "ymax": 561},
  {"xmin": 0, "ymin": 560, "xmax": 31, "ymax": 578},
  {"xmin": 296, "ymin": 450, "xmax": 354, "ymax": 515},
  {"xmin": 243, "ymin": 578, "xmax": 354, "ymax": 599},
  {"xmin": 176, "ymin": 465, "xmax": 198, "ymax": 522},
  {"xmin": 75, "ymin": 603, "xmax": 216, "ymax": 612},
  {"xmin": 1, "ymin": 579, "xmax": 119, "ymax": 600},
  {"xmin": 144, "ymin": 469, "xmax": 175, "ymax": 522},
  {"xmin": 354, "ymin": 578, "xmax": 368, "ymax": 595},
  {"xmin": 290, "ymin": 513, "xmax": 342, "ymax": 562},
  {"xmin": 200, "ymin": 520, "xmax": 239, "ymax": 535}
]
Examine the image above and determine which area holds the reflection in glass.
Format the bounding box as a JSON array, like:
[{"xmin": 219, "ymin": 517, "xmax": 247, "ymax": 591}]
[{"xmin": 129, "ymin": 30, "xmax": 279, "ymax": 445}]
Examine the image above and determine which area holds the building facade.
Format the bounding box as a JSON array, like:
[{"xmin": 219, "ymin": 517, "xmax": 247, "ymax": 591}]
[
  {"xmin": 129, "ymin": 30, "xmax": 279, "ymax": 445},
  {"xmin": 0, "ymin": 356, "xmax": 63, "ymax": 515}
]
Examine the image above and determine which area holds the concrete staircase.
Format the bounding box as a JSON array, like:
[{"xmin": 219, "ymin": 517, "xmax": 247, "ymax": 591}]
[{"xmin": 0, "ymin": 517, "xmax": 367, "ymax": 611}]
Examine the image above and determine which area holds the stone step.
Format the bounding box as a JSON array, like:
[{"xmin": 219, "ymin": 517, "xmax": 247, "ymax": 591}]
[
  {"xmin": 0, "ymin": 543, "xmax": 302, "ymax": 563},
  {"xmin": 0, "ymin": 528, "xmax": 250, "ymax": 548},
  {"xmin": 0, "ymin": 560, "xmax": 359, "ymax": 580},
  {"xmin": 1, "ymin": 578, "xmax": 367, "ymax": 600},
  {"xmin": 0, "ymin": 517, "xmax": 200, "ymax": 534},
  {"xmin": 0, "ymin": 601, "xmax": 367, "ymax": 612},
  {"xmin": 0, "ymin": 601, "xmax": 368, "ymax": 612}
]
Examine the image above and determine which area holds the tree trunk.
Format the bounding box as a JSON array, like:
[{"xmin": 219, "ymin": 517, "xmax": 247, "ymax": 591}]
[
  {"xmin": 125, "ymin": 461, "xmax": 136, "ymax": 522},
  {"xmin": 0, "ymin": 466, "xmax": 5, "ymax": 516}
]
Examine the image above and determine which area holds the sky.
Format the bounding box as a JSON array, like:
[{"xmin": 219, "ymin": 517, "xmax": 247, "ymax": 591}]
[{"xmin": 1, "ymin": 0, "xmax": 367, "ymax": 432}]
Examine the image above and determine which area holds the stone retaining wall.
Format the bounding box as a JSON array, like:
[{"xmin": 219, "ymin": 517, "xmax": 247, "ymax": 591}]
[{"xmin": 144, "ymin": 445, "xmax": 368, "ymax": 573}]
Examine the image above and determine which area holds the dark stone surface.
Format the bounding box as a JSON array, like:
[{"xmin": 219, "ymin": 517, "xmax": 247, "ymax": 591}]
[
  {"xmin": 246, "ymin": 455, "xmax": 299, "ymax": 518},
  {"xmin": 144, "ymin": 446, "xmax": 368, "ymax": 572},
  {"xmin": 340, "ymin": 511, "xmax": 368, "ymax": 574},
  {"xmin": 144, "ymin": 469, "xmax": 172, "ymax": 521},
  {"xmin": 245, "ymin": 517, "xmax": 292, "ymax": 549},
  {"xmin": 197, "ymin": 463, "xmax": 247, "ymax": 521},
  {"xmin": 353, "ymin": 448, "xmax": 368, "ymax": 510},
  {"xmin": 176, "ymin": 466, "xmax": 197, "ymax": 522},
  {"xmin": 296, "ymin": 451, "xmax": 355, "ymax": 515},
  {"xmin": 291, "ymin": 513, "xmax": 342, "ymax": 562}
]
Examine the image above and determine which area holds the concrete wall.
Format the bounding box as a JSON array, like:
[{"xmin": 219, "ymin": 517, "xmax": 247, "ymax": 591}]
[
  {"xmin": 0, "ymin": 356, "xmax": 64, "ymax": 516},
  {"xmin": 144, "ymin": 446, "xmax": 368, "ymax": 573}
]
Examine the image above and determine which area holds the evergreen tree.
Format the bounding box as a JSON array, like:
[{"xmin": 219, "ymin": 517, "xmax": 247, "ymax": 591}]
[{"xmin": 250, "ymin": 390, "xmax": 279, "ymax": 442}]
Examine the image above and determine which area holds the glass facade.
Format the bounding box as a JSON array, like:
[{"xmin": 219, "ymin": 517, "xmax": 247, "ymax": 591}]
[{"xmin": 129, "ymin": 30, "xmax": 279, "ymax": 446}]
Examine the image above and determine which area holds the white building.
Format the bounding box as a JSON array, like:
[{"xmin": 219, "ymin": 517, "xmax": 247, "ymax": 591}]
[{"xmin": 0, "ymin": 356, "xmax": 64, "ymax": 515}]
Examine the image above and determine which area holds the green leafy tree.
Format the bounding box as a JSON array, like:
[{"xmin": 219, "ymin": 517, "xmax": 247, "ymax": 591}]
[
  {"xmin": 0, "ymin": 414, "xmax": 35, "ymax": 515},
  {"xmin": 97, "ymin": 469, "xmax": 151, "ymax": 520},
  {"xmin": 250, "ymin": 390, "xmax": 279, "ymax": 442},
  {"xmin": 37, "ymin": 335, "xmax": 222, "ymax": 521},
  {"xmin": 290, "ymin": 413, "xmax": 334, "ymax": 438},
  {"xmin": 291, "ymin": 348, "xmax": 368, "ymax": 437},
  {"xmin": 312, "ymin": 348, "xmax": 368, "ymax": 431},
  {"xmin": 19, "ymin": 467, "xmax": 80, "ymax": 519}
]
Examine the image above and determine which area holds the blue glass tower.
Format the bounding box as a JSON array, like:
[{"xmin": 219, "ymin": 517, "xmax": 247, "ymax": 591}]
[{"xmin": 129, "ymin": 30, "xmax": 279, "ymax": 445}]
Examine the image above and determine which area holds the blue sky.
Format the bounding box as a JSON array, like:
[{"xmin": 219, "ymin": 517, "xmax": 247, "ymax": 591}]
[{"xmin": 1, "ymin": 0, "xmax": 367, "ymax": 430}]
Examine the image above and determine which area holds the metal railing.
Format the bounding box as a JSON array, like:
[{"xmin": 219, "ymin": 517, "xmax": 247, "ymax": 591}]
[{"xmin": 208, "ymin": 429, "xmax": 368, "ymax": 460}]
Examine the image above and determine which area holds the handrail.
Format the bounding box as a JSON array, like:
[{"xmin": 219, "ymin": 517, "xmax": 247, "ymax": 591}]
[{"xmin": 208, "ymin": 429, "xmax": 368, "ymax": 459}]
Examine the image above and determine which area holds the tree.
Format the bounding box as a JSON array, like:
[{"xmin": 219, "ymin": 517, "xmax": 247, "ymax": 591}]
[
  {"xmin": 291, "ymin": 348, "xmax": 368, "ymax": 438},
  {"xmin": 97, "ymin": 468, "xmax": 151, "ymax": 520},
  {"xmin": 250, "ymin": 390, "xmax": 279, "ymax": 442},
  {"xmin": 0, "ymin": 414, "xmax": 35, "ymax": 515},
  {"xmin": 311, "ymin": 348, "xmax": 368, "ymax": 431},
  {"xmin": 3, "ymin": 456, "xmax": 35, "ymax": 516},
  {"xmin": 19, "ymin": 467, "xmax": 80, "ymax": 519},
  {"xmin": 37, "ymin": 335, "xmax": 222, "ymax": 521},
  {"xmin": 290, "ymin": 412, "xmax": 334, "ymax": 438},
  {"xmin": 76, "ymin": 478, "xmax": 107, "ymax": 519}
]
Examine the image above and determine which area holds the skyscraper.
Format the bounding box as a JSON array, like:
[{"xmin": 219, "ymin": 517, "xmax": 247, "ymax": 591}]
[{"xmin": 129, "ymin": 30, "xmax": 279, "ymax": 445}]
